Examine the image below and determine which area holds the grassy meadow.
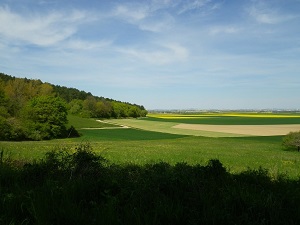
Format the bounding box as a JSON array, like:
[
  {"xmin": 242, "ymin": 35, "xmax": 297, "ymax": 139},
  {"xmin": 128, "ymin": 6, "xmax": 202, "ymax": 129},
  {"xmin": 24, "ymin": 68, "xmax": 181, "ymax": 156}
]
[
  {"xmin": 1, "ymin": 112, "xmax": 300, "ymax": 178},
  {"xmin": 2, "ymin": 112, "xmax": 300, "ymax": 224}
]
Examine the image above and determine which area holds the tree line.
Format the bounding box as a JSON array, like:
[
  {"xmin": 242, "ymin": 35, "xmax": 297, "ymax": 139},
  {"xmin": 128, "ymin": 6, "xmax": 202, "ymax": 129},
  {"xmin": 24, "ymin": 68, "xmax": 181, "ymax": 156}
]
[{"xmin": 0, "ymin": 72, "xmax": 147, "ymax": 141}]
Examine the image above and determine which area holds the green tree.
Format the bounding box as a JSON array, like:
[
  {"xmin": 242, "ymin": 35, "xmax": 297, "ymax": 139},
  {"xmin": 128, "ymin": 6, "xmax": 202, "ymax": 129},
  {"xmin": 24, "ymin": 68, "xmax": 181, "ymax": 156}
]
[
  {"xmin": 5, "ymin": 78, "xmax": 28, "ymax": 116},
  {"xmin": 38, "ymin": 83, "xmax": 54, "ymax": 96},
  {"xmin": 0, "ymin": 116, "xmax": 11, "ymax": 140},
  {"xmin": 0, "ymin": 85, "xmax": 9, "ymax": 118},
  {"xmin": 82, "ymin": 96, "xmax": 97, "ymax": 117},
  {"xmin": 22, "ymin": 96, "xmax": 68, "ymax": 140},
  {"xmin": 112, "ymin": 102, "xmax": 128, "ymax": 118},
  {"xmin": 128, "ymin": 106, "xmax": 140, "ymax": 118},
  {"xmin": 282, "ymin": 131, "xmax": 300, "ymax": 152},
  {"xmin": 95, "ymin": 100, "xmax": 112, "ymax": 118},
  {"xmin": 68, "ymin": 99, "xmax": 83, "ymax": 115}
]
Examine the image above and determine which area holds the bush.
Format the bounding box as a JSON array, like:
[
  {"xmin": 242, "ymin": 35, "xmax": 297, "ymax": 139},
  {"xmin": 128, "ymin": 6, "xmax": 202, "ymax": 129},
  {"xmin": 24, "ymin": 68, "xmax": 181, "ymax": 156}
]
[
  {"xmin": 282, "ymin": 131, "xmax": 300, "ymax": 151},
  {"xmin": 66, "ymin": 125, "xmax": 81, "ymax": 138}
]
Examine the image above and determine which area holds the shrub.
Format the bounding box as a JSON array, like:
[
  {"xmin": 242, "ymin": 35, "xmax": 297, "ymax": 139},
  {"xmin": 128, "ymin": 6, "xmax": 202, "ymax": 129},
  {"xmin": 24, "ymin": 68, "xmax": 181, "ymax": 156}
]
[
  {"xmin": 282, "ymin": 131, "xmax": 300, "ymax": 151},
  {"xmin": 0, "ymin": 116, "xmax": 11, "ymax": 140}
]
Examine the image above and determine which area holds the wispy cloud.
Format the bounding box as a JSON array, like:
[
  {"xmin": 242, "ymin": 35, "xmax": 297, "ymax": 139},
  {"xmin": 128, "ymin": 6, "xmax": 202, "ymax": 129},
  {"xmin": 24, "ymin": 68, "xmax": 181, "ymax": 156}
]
[
  {"xmin": 138, "ymin": 14, "xmax": 175, "ymax": 32},
  {"xmin": 177, "ymin": 0, "xmax": 211, "ymax": 14},
  {"xmin": 110, "ymin": 2, "xmax": 175, "ymax": 33},
  {"xmin": 110, "ymin": 0, "xmax": 218, "ymax": 33},
  {"xmin": 117, "ymin": 42, "xmax": 189, "ymax": 65},
  {"xmin": 0, "ymin": 6, "xmax": 89, "ymax": 46},
  {"xmin": 112, "ymin": 4, "xmax": 149, "ymax": 23},
  {"xmin": 63, "ymin": 39, "xmax": 112, "ymax": 51},
  {"xmin": 209, "ymin": 26, "xmax": 240, "ymax": 35},
  {"xmin": 248, "ymin": 1, "xmax": 297, "ymax": 24}
]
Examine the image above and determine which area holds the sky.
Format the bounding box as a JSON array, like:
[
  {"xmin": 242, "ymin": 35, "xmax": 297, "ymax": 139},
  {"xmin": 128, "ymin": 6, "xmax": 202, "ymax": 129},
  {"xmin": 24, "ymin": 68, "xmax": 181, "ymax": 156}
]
[{"xmin": 0, "ymin": 0, "xmax": 300, "ymax": 110}]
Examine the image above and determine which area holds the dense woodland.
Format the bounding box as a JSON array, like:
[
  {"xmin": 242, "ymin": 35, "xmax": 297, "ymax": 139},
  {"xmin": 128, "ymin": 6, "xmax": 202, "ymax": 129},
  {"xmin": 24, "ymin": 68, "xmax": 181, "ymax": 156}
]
[{"xmin": 0, "ymin": 72, "xmax": 147, "ymax": 141}]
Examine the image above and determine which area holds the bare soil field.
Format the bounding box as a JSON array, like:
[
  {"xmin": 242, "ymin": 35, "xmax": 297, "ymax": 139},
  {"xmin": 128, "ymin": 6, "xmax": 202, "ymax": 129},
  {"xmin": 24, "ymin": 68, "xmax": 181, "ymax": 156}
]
[{"xmin": 173, "ymin": 124, "xmax": 300, "ymax": 136}]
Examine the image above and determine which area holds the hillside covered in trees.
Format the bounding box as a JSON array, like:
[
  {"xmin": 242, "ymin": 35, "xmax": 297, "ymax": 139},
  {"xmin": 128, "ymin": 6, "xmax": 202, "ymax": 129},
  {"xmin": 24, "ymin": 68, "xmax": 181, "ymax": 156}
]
[{"xmin": 0, "ymin": 72, "xmax": 147, "ymax": 141}]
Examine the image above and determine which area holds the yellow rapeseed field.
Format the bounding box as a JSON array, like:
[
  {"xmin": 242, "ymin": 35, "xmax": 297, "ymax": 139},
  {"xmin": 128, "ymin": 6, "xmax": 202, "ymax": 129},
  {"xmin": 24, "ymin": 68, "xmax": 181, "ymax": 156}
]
[{"xmin": 148, "ymin": 113, "xmax": 300, "ymax": 119}]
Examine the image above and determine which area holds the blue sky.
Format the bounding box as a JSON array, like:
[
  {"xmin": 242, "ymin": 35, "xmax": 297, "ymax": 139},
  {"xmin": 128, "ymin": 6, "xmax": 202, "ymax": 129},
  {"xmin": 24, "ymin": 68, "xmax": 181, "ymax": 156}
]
[{"xmin": 0, "ymin": 0, "xmax": 300, "ymax": 110}]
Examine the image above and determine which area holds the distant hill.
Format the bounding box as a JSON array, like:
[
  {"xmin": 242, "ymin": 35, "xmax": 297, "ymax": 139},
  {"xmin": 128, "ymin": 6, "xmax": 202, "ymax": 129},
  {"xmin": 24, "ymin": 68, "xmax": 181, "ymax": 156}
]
[
  {"xmin": 0, "ymin": 72, "xmax": 147, "ymax": 141},
  {"xmin": 0, "ymin": 72, "xmax": 147, "ymax": 117}
]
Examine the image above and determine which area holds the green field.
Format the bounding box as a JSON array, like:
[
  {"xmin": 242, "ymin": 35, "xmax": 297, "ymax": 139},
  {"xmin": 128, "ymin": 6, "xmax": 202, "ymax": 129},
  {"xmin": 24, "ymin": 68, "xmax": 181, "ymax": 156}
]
[
  {"xmin": 1, "ymin": 113, "xmax": 300, "ymax": 178},
  {"xmin": 145, "ymin": 113, "xmax": 300, "ymax": 125}
]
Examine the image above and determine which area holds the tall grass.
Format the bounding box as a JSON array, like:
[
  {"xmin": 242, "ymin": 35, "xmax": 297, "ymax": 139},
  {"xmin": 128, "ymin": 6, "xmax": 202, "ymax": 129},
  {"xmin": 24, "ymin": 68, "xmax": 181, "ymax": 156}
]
[{"xmin": 1, "ymin": 144, "xmax": 300, "ymax": 224}]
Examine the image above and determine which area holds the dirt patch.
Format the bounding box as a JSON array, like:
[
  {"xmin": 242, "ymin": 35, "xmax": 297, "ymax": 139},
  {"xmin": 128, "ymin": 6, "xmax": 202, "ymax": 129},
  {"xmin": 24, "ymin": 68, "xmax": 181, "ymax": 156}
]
[
  {"xmin": 172, "ymin": 124, "xmax": 300, "ymax": 136},
  {"xmin": 80, "ymin": 127, "xmax": 129, "ymax": 130},
  {"xmin": 80, "ymin": 120, "xmax": 129, "ymax": 130}
]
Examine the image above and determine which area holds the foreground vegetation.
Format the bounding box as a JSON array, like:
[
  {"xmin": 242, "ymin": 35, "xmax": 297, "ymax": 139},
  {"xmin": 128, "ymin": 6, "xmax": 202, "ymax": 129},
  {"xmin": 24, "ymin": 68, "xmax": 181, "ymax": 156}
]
[{"xmin": 1, "ymin": 144, "xmax": 300, "ymax": 225}]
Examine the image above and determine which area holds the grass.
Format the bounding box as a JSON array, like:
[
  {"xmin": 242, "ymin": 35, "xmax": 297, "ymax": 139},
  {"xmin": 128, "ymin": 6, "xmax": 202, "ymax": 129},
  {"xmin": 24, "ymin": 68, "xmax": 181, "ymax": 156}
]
[
  {"xmin": 2, "ymin": 113, "xmax": 300, "ymax": 178},
  {"xmin": 2, "ymin": 113, "xmax": 300, "ymax": 224},
  {"xmin": 1, "ymin": 144, "xmax": 300, "ymax": 225},
  {"xmin": 145, "ymin": 115, "xmax": 300, "ymax": 125},
  {"xmin": 67, "ymin": 115, "xmax": 119, "ymax": 129},
  {"xmin": 2, "ymin": 131, "xmax": 300, "ymax": 178},
  {"xmin": 77, "ymin": 128, "xmax": 187, "ymax": 141}
]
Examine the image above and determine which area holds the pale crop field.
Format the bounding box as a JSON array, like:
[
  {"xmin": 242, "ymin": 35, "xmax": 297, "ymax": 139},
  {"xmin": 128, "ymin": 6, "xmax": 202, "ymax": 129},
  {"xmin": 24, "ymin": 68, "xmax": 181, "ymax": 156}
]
[
  {"xmin": 109, "ymin": 118, "xmax": 244, "ymax": 137},
  {"xmin": 172, "ymin": 124, "xmax": 300, "ymax": 136},
  {"xmin": 108, "ymin": 112, "xmax": 300, "ymax": 137}
]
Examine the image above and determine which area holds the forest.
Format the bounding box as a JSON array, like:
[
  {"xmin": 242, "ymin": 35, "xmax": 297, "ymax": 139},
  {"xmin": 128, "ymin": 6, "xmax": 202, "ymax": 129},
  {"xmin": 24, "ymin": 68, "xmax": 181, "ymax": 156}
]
[{"xmin": 0, "ymin": 72, "xmax": 147, "ymax": 141}]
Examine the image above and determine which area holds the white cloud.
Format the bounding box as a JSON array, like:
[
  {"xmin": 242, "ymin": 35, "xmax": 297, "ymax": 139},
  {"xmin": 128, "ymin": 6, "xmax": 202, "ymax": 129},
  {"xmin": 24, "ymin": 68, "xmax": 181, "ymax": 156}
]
[
  {"xmin": 150, "ymin": 0, "xmax": 176, "ymax": 11},
  {"xmin": 139, "ymin": 13, "xmax": 175, "ymax": 32},
  {"xmin": 248, "ymin": 2, "xmax": 297, "ymax": 24},
  {"xmin": 113, "ymin": 4, "xmax": 149, "ymax": 23},
  {"xmin": 110, "ymin": 2, "xmax": 177, "ymax": 33},
  {"xmin": 109, "ymin": 0, "xmax": 219, "ymax": 34},
  {"xmin": 209, "ymin": 26, "xmax": 240, "ymax": 35},
  {"xmin": 177, "ymin": 0, "xmax": 211, "ymax": 14},
  {"xmin": 64, "ymin": 39, "xmax": 112, "ymax": 51},
  {"xmin": 0, "ymin": 6, "xmax": 89, "ymax": 46},
  {"xmin": 117, "ymin": 43, "xmax": 189, "ymax": 65}
]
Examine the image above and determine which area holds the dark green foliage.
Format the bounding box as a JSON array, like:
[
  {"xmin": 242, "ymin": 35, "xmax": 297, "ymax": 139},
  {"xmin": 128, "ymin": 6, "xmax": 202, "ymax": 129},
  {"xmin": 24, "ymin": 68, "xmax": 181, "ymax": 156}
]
[
  {"xmin": 0, "ymin": 116, "xmax": 11, "ymax": 140},
  {"xmin": 66, "ymin": 125, "xmax": 81, "ymax": 138},
  {"xmin": 22, "ymin": 96, "xmax": 68, "ymax": 140},
  {"xmin": 0, "ymin": 72, "xmax": 15, "ymax": 82},
  {"xmin": 53, "ymin": 85, "xmax": 93, "ymax": 102},
  {"xmin": 283, "ymin": 131, "xmax": 300, "ymax": 151},
  {"xmin": 1, "ymin": 145, "xmax": 300, "ymax": 225},
  {"xmin": 0, "ymin": 72, "xmax": 147, "ymax": 141}
]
